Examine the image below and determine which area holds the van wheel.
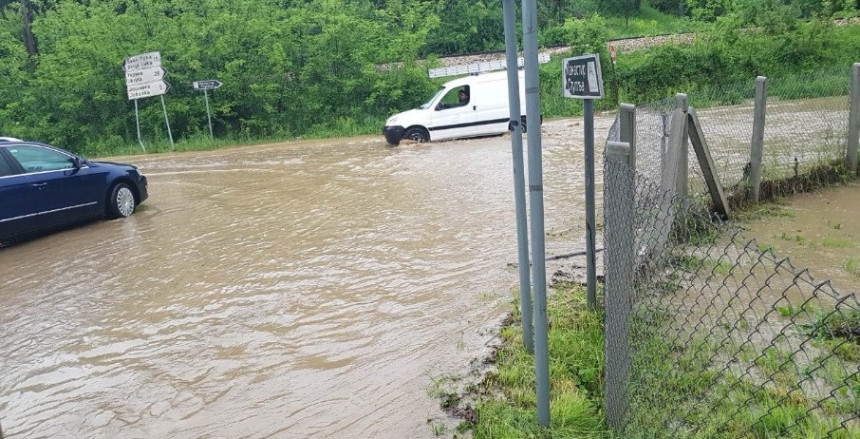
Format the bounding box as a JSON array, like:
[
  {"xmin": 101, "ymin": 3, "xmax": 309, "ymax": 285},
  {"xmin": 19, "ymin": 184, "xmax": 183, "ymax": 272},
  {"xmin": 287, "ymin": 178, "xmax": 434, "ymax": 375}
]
[{"xmin": 404, "ymin": 127, "xmax": 429, "ymax": 143}]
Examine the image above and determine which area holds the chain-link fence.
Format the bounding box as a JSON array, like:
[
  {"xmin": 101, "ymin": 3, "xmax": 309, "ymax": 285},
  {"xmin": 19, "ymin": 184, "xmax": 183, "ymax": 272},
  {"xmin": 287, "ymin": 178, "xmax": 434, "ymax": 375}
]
[
  {"xmin": 603, "ymin": 130, "xmax": 859, "ymax": 437},
  {"xmin": 606, "ymin": 68, "xmax": 856, "ymax": 209}
]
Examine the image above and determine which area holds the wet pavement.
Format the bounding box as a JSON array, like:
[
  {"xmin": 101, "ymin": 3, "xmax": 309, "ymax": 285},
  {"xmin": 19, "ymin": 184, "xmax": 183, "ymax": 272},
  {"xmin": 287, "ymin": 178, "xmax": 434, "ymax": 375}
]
[{"xmin": 0, "ymin": 117, "xmax": 614, "ymax": 439}]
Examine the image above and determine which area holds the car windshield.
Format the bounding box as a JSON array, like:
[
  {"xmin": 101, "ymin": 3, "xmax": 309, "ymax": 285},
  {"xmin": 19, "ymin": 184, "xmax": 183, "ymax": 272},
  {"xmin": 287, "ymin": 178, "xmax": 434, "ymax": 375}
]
[{"xmin": 418, "ymin": 87, "xmax": 445, "ymax": 110}]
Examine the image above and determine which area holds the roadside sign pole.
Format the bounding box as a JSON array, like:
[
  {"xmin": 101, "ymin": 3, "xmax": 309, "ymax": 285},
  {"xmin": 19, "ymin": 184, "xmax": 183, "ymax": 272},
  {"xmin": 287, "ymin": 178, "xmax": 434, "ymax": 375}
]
[
  {"xmin": 584, "ymin": 98, "xmax": 597, "ymax": 309},
  {"xmin": 502, "ymin": 0, "xmax": 533, "ymax": 355},
  {"xmin": 192, "ymin": 80, "xmax": 223, "ymax": 140},
  {"xmin": 610, "ymin": 45, "xmax": 619, "ymax": 108},
  {"xmin": 562, "ymin": 54, "xmax": 605, "ymax": 311},
  {"xmin": 134, "ymin": 99, "xmax": 146, "ymax": 153},
  {"xmin": 160, "ymin": 94, "xmax": 174, "ymax": 151},
  {"xmin": 124, "ymin": 51, "xmax": 170, "ymax": 150},
  {"xmin": 204, "ymin": 89, "xmax": 213, "ymax": 140},
  {"xmin": 522, "ymin": 0, "xmax": 550, "ymax": 428}
]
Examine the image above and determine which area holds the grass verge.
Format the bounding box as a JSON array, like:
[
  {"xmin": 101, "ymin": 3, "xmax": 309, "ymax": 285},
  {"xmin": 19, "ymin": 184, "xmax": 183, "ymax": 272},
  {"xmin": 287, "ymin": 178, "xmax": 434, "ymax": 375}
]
[
  {"xmin": 440, "ymin": 280, "xmax": 859, "ymax": 438},
  {"xmin": 439, "ymin": 283, "xmax": 609, "ymax": 438}
]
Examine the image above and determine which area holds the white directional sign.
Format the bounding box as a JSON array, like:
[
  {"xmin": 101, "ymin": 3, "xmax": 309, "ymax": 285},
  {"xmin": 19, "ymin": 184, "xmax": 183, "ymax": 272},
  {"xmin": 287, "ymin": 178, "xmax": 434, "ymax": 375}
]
[
  {"xmin": 125, "ymin": 66, "xmax": 166, "ymax": 85},
  {"xmin": 123, "ymin": 51, "xmax": 162, "ymax": 73},
  {"xmin": 127, "ymin": 80, "xmax": 170, "ymax": 100},
  {"xmin": 124, "ymin": 51, "xmax": 168, "ymax": 100},
  {"xmin": 193, "ymin": 80, "xmax": 223, "ymax": 90}
]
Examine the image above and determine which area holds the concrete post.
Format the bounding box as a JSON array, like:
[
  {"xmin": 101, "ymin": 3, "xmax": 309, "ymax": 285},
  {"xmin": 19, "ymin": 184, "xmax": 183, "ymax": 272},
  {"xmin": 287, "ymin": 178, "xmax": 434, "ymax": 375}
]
[
  {"xmin": 675, "ymin": 94, "xmax": 689, "ymax": 199},
  {"xmin": 750, "ymin": 76, "xmax": 767, "ymax": 202},
  {"xmin": 604, "ymin": 140, "xmax": 635, "ymax": 430},
  {"xmin": 620, "ymin": 104, "xmax": 637, "ymax": 170},
  {"xmin": 662, "ymin": 94, "xmax": 688, "ymax": 197},
  {"xmin": 848, "ymin": 63, "xmax": 860, "ymax": 176}
]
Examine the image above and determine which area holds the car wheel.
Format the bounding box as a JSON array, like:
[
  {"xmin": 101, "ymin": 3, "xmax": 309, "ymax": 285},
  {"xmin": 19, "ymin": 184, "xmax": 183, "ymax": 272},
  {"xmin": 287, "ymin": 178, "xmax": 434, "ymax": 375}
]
[
  {"xmin": 403, "ymin": 127, "xmax": 429, "ymax": 143},
  {"xmin": 521, "ymin": 116, "xmax": 528, "ymax": 134},
  {"xmin": 107, "ymin": 183, "xmax": 136, "ymax": 219}
]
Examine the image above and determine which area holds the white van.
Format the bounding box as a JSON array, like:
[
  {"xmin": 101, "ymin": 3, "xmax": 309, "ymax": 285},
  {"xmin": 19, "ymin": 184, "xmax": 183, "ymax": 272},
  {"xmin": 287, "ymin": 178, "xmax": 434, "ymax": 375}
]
[{"xmin": 382, "ymin": 70, "xmax": 534, "ymax": 145}]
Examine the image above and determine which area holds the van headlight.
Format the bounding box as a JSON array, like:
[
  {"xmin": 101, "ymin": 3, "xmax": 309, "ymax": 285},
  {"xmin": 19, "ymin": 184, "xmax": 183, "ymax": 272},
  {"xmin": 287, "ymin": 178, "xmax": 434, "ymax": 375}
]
[{"xmin": 386, "ymin": 116, "xmax": 398, "ymax": 125}]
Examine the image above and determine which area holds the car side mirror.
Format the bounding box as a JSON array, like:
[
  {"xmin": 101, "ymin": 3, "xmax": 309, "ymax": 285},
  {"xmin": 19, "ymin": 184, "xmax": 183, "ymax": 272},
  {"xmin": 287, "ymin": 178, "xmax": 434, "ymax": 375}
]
[{"xmin": 70, "ymin": 157, "xmax": 82, "ymax": 169}]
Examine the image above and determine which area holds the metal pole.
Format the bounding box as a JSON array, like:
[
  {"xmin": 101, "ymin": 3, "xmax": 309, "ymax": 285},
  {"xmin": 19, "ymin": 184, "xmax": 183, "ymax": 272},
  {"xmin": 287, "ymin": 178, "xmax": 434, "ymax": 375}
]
[
  {"xmin": 522, "ymin": 0, "xmax": 550, "ymax": 427},
  {"xmin": 503, "ymin": 0, "xmax": 533, "ymax": 354},
  {"xmin": 848, "ymin": 63, "xmax": 860, "ymax": 176},
  {"xmin": 134, "ymin": 99, "xmax": 146, "ymax": 153},
  {"xmin": 750, "ymin": 76, "xmax": 767, "ymax": 202},
  {"xmin": 160, "ymin": 94, "xmax": 175, "ymax": 151},
  {"xmin": 204, "ymin": 89, "xmax": 214, "ymax": 141},
  {"xmin": 584, "ymin": 99, "xmax": 597, "ymax": 310}
]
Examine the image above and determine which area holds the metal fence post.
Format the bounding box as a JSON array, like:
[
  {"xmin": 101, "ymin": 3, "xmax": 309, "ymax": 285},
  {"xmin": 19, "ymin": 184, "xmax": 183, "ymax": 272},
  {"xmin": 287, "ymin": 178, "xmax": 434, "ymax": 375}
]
[
  {"xmin": 750, "ymin": 76, "xmax": 767, "ymax": 202},
  {"xmin": 604, "ymin": 140, "xmax": 635, "ymax": 430},
  {"xmin": 848, "ymin": 63, "xmax": 860, "ymax": 175}
]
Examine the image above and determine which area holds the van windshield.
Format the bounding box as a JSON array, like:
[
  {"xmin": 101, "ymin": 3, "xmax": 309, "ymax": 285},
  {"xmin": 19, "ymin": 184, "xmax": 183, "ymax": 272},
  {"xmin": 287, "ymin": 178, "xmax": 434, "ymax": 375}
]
[{"xmin": 418, "ymin": 87, "xmax": 445, "ymax": 110}]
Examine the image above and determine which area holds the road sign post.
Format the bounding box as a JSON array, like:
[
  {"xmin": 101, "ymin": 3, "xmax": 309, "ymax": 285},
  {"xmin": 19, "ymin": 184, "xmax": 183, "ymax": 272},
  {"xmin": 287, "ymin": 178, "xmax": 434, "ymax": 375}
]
[
  {"xmin": 610, "ymin": 45, "xmax": 619, "ymax": 108},
  {"xmin": 562, "ymin": 54, "xmax": 604, "ymax": 310},
  {"xmin": 193, "ymin": 80, "xmax": 223, "ymax": 140},
  {"xmin": 124, "ymin": 51, "xmax": 173, "ymax": 151}
]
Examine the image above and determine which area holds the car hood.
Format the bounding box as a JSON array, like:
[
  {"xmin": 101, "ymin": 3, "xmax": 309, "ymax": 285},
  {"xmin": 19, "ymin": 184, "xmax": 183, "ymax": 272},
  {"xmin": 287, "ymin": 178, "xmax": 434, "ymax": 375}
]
[{"xmin": 386, "ymin": 108, "xmax": 428, "ymax": 126}]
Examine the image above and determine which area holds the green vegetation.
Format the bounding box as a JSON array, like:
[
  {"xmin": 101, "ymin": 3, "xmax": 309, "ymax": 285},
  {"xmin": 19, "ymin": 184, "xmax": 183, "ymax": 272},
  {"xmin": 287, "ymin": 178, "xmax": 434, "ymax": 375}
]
[
  {"xmin": 846, "ymin": 257, "xmax": 860, "ymax": 277},
  {"xmin": 455, "ymin": 283, "xmax": 860, "ymax": 438},
  {"xmin": 463, "ymin": 284, "xmax": 607, "ymax": 438},
  {"xmin": 2, "ymin": 1, "xmax": 860, "ymax": 155}
]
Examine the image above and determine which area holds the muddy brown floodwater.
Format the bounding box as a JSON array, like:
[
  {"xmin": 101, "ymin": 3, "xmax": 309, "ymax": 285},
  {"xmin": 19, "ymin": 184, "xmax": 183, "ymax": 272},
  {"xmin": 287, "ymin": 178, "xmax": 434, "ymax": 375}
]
[
  {"xmin": 739, "ymin": 180, "xmax": 860, "ymax": 295},
  {"xmin": 0, "ymin": 117, "xmax": 613, "ymax": 438}
]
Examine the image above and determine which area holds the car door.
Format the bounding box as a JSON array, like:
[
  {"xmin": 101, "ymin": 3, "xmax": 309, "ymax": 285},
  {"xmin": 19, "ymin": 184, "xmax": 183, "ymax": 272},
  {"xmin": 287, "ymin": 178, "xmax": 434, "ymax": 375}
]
[
  {"xmin": 428, "ymin": 86, "xmax": 478, "ymax": 141},
  {"xmin": 0, "ymin": 147, "xmax": 38, "ymax": 239},
  {"xmin": 6, "ymin": 144, "xmax": 103, "ymax": 227}
]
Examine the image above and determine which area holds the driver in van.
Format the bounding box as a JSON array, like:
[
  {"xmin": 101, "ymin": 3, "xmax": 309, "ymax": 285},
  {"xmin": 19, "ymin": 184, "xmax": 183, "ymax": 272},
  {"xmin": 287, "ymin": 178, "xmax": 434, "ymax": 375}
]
[{"xmin": 457, "ymin": 89, "xmax": 469, "ymax": 106}]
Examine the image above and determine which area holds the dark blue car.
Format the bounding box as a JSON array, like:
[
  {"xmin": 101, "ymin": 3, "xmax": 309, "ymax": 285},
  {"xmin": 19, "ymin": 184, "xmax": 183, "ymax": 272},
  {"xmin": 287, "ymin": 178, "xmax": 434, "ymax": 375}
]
[{"xmin": 0, "ymin": 140, "xmax": 148, "ymax": 244}]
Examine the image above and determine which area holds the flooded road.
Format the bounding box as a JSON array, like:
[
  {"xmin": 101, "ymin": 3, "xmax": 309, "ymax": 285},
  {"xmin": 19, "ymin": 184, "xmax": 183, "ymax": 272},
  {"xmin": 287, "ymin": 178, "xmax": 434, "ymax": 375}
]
[{"xmin": 0, "ymin": 117, "xmax": 613, "ymax": 438}]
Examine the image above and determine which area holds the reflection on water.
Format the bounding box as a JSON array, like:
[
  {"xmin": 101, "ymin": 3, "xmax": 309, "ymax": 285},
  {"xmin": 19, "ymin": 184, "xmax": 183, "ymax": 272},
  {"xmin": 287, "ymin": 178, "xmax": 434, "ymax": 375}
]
[{"xmin": 0, "ymin": 118, "xmax": 612, "ymax": 438}]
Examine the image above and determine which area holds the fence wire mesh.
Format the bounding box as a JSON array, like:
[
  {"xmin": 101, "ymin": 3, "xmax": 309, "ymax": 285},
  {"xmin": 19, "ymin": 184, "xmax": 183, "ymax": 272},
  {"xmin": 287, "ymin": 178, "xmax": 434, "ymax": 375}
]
[
  {"xmin": 603, "ymin": 154, "xmax": 860, "ymax": 437},
  {"xmin": 606, "ymin": 70, "xmax": 853, "ymax": 204}
]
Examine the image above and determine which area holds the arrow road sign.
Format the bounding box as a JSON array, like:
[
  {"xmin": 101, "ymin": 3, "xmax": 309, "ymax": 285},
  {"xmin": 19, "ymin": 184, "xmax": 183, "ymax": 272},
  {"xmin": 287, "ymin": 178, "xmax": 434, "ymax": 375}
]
[
  {"xmin": 123, "ymin": 51, "xmax": 161, "ymax": 72},
  {"xmin": 125, "ymin": 66, "xmax": 167, "ymax": 85},
  {"xmin": 193, "ymin": 80, "xmax": 223, "ymax": 90},
  {"xmin": 127, "ymin": 80, "xmax": 170, "ymax": 100}
]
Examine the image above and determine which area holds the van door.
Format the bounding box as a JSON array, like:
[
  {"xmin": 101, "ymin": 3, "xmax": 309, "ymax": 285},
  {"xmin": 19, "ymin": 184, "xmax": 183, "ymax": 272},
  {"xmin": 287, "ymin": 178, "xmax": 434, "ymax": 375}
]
[{"xmin": 428, "ymin": 86, "xmax": 477, "ymax": 141}]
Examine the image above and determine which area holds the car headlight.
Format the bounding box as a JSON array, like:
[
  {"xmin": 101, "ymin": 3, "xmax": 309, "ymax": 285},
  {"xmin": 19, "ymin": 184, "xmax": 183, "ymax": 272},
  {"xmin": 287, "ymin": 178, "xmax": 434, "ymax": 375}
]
[{"xmin": 386, "ymin": 117, "xmax": 398, "ymax": 125}]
